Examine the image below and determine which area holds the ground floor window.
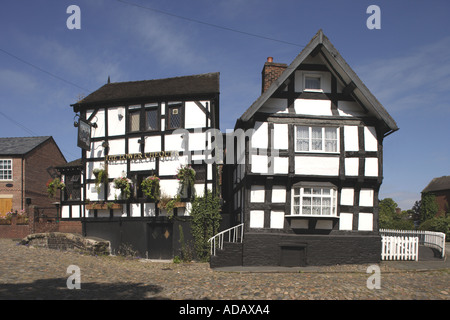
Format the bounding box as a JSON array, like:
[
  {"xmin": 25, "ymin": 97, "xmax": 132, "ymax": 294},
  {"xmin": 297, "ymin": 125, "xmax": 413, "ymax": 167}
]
[{"xmin": 292, "ymin": 185, "xmax": 337, "ymax": 216}]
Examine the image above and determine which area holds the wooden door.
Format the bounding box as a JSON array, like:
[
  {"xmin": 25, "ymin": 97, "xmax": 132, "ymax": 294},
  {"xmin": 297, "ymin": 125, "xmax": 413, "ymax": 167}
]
[{"xmin": 0, "ymin": 198, "xmax": 13, "ymax": 217}]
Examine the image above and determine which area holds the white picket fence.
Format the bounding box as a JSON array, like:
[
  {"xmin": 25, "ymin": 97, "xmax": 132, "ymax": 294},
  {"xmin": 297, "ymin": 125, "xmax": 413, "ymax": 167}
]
[
  {"xmin": 381, "ymin": 236, "xmax": 419, "ymax": 261},
  {"xmin": 380, "ymin": 229, "xmax": 446, "ymax": 258}
]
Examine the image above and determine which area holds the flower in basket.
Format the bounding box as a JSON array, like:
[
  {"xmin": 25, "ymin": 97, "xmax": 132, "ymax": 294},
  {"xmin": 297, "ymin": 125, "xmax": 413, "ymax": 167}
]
[
  {"xmin": 141, "ymin": 176, "xmax": 160, "ymax": 202},
  {"xmin": 46, "ymin": 177, "xmax": 65, "ymax": 198},
  {"xmin": 113, "ymin": 177, "xmax": 132, "ymax": 199}
]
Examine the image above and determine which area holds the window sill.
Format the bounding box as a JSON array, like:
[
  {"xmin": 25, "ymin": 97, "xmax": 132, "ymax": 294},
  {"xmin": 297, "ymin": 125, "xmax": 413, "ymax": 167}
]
[
  {"xmin": 303, "ymin": 89, "xmax": 324, "ymax": 93},
  {"xmin": 285, "ymin": 215, "xmax": 339, "ymax": 219}
]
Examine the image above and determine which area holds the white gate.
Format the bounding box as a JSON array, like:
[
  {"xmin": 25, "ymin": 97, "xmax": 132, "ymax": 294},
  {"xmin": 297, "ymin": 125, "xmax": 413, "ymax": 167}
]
[{"xmin": 381, "ymin": 236, "xmax": 419, "ymax": 261}]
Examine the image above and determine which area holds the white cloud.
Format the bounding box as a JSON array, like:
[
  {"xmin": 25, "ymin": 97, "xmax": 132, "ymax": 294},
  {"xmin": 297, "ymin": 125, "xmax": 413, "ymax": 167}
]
[{"xmin": 356, "ymin": 36, "xmax": 450, "ymax": 112}]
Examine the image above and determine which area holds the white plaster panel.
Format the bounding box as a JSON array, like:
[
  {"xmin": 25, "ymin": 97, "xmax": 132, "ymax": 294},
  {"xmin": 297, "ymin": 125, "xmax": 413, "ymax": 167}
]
[
  {"xmin": 273, "ymin": 157, "xmax": 289, "ymax": 174},
  {"xmin": 72, "ymin": 205, "xmax": 81, "ymax": 218},
  {"xmin": 337, "ymin": 101, "xmax": 365, "ymax": 117},
  {"xmin": 87, "ymin": 141, "xmax": 105, "ymax": 159},
  {"xmin": 128, "ymin": 137, "xmax": 140, "ymax": 154},
  {"xmin": 294, "ymin": 99, "xmax": 332, "ymax": 116},
  {"xmin": 89, "ymin": 109, "xmax": 105, "ymax": 138},
  {"xmin": 250, "ymin": 210, "xmax": 264, "ymax": 228},
  {"xmin": 344, "ymin": 126, "xmax": 359, "ymax": 151},
  {"xmin": 295, "ymin": 156, "xmax": 339, "ymax": 176},
  {"xmin": 364, "ymin": 126, "xmax": 378, "ymax": 151},
  {"xmin": 207, "ymin": 164, "xmax": 212, "ymax": 180},
  {"xmin": 130, "ymin": 159, "xmax": 156, "ymax": 171},
  {"xmin": 251, "ymin": 155, "xmax": 268, "ymax": 174},
  {"xmin": 271, "ymin": 186, "xmax": 286, "ymax": 203},
  {"xmin": 185, "ymin": 101, "xmax": 207, "ymax": 129},
  {"xmin": 270, "ymin": 211, "xmax": 284, "ymax": 229},
  {"xmin": 107, "ymin": 163, "xmax": 127, "ymax": 179},
  {"xmin": 108, "ymin": 139, "xmax": 125, "ymax": 155},
  {"xmin": 108, "ymin": 182, "xmax": 121, "ymax": 200},
  {"xmin": 365, "ymin": 158, "xmax": 379, "ymax": 177},
  {"xmin": 144, "ymin": 136, "xmax": 161, "ymax": 152},
  {"xmin": 359, "ymin": 189, "xmax": 374, "ymax": 207},
  {"xmin": 260, "ymin": 98, "xmax": 288, "ymax": 114},
  {"xmin": 251, "ymin": 122, "xmax": 268, "ymax": 149},
  {"xmin": 358, "ymin": 213, "xmax": 373, "ymax": 231},
  {"xmin": 165, "ymin": 133, "xmax": 185, "ymax": 151},
  {"xmin": 250, "ymin": 185, "xmax": 265, "ymax": 203},
  {"xmin": 339, "ymin": 213, "xmax": 353, "ymax": 230},
  {"xmin": 159, "ymin": 155, "xmax": 188, "ymax": 176},
  {"xmin": 107, "ymin": 106, "xmax": 125, "ymax": 136},
  {"xmin": 273, "ymin": 123, "xmax": 288, "ymax": 149},
  {"xmin": 159, "ymin": 179, "xmax": 180, "ymax": 197},
  {"xmin": 345, "ymin": 158, "xmax": 359, "ymax": 176},
  {"xmin": 61, "ymin": 206, "xmax": 70, "ymax": 218},
  {"xmin": 340, "ymin": 188, "xmax": 354, "ymax": 206},
  {"xmin": 131, "ymin": 204, "xmax": 141, "ymax": 217},
  {"xmin": 194, "ymin": 183, "xmax": 205, "ymax": 197},
  {"xmin": 189, "ymin": 132, "xmax": 206, "ymax": 151}
]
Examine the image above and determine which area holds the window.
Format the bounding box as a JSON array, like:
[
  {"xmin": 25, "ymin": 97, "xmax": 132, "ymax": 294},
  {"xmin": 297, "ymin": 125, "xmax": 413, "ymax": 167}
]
[
  {"xmin": 63, "ymin": 174, "xmax": 81, "ymax": 201},
  {"xmin": 304, "ymin": 74, "xmax": 322, "ymax": 92},
  {"xmin": 295, "ymin": 126, "xmax": 338, "ymax": 153},
  {"xmin": 0, "ymin": 160, "xmax": 12, "ymax": 180},
  {"xmin": 145, "ymin": 103, "xmax": 159, "ymax": 131},
  {"xmin": 167, "ymin": 102, "xmax": 182, "ymax": 129},
  {"xmin": 292, "ymin": 186, "xmax": 337, "ymax": 216},
  {"xmin": 128, "ymin": 105, "xmax": 141, "ymax": 132}
]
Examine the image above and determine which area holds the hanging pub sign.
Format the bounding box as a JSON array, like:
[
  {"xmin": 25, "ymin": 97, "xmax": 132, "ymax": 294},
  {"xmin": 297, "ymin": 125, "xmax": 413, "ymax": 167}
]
[{"xmin": 77, "ymin": 118, "xmax": 91, "ymax": 151}]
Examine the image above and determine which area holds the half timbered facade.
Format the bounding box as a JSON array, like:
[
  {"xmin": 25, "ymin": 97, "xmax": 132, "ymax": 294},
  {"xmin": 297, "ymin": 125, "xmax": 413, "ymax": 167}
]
[
  {"xmin": 62, "ymin": 72, "xmax": 220, "ymax": 258},
  {"xmin": 221, "ymin": 30, "xmax": 398, "ymax": 267}
]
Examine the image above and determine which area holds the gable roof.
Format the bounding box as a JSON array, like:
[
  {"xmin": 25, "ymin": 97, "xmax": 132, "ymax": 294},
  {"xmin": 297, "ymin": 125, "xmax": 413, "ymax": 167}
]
[
  {"xmin": 239, "ymin": 30, "xmax": 398, "ymax": 134},
  {"xmin": 0, "ymin": 136, "xmax": 53, "ymax": 156},
  {"xmin": 422, "ymin": 176, "xmax": 450, "ymax": 193},
  {"xmin": 72, "ymin": 72, "xmax": 220, "ymax": 111}
]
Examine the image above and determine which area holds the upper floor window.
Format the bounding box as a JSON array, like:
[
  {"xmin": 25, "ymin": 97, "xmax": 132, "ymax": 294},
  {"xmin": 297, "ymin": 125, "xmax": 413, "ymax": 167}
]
[
  {"xmin": 292, "ymin": 185, "xmax": 337, "ymax": 216},
  {"xmin": 304, "ymin": 74, "xmax": 322, "ymax": 92},
  {"xmin": 128, "ymin": 103, "xmax": 160, "ymax": 133},
  {"xmin": 0, "ymin": 159, "xmax": 12, "ymax": 180},
  {"xmin": 128, "ymin": 105, "xmax": 141, "ymax": 133},
  {"xmin": 167, "ymin": 102, "xmax": 183, "ymax": 130},
  {"xmin": 295, "ymin": 126, "xmax": 339, "ymax": 153},
  {"xmin": 145, "ymin": 103, "xmax": 159, "ymax": 131}
]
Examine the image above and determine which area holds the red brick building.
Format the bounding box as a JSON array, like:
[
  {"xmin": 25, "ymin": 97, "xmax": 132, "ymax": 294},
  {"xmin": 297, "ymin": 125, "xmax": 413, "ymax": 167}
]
[
  {"xmin": 422, "ymin": 175, "xmax": 450, "ymax": 216},
  {"xmin": 0, "ymin": 136, "xmax": 67, "ymax": 216}
]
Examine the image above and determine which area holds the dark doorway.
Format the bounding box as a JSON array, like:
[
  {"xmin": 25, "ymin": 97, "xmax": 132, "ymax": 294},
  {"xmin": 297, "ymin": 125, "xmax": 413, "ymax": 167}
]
[{"xmin": 147, "ymin": 223, "xmax": 173, "ymax": 259}]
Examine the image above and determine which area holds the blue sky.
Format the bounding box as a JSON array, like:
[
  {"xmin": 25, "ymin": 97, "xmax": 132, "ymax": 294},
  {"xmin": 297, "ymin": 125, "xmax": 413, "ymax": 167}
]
[{"xmin": 0, "ymin": 0, "xmax": 449, "ymax": 210}]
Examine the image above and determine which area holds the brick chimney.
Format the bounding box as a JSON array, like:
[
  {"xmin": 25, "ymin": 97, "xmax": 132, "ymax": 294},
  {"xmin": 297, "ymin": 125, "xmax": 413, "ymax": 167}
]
[{"xmin": 261, "ymin": 57, "xmax": 287, "ymax": 93}]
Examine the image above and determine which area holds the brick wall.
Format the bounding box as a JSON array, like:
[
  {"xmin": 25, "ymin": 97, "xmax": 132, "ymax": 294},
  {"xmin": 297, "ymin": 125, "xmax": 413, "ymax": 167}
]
[
  {"xmin": 24, "ymin": 138, "xmax": 66, "ymax": 208},
  {"xmin": 0, "ymin": 157, "xmax": 24, "ymax": 214},
  {"xmin": 261, "ymin": 57, "xmax": 288, "ymax": 93}
]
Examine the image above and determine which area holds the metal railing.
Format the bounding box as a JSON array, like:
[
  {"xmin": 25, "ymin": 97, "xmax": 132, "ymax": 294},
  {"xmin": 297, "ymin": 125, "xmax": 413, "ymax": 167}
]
[
  {"xmin": 380, "ymin": 229, "xmax": 446, "ymax": 258},
  {"xmin": 208, "ymin": 223, "xmax": 244, "ymax": 256}
]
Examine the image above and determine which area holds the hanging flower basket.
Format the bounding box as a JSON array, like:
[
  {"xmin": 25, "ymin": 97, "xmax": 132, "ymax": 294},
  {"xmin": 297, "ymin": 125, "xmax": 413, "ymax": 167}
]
[
  {"xmin": 93, "ymin": 167, "xmax": 108, "ymax": 194},
  {"xmin": 113, "ymin": 177, "xmax": 133, "ymax": 200},
  {"xmin": 46, "ymin": 177, "xmax": 65, "ymax": 198},
  {"xmin": 141, "ymin": 176, "xmax": 160, "ymax": 202},
  {"xmin": 176, "ymin": 165, "xmax": 196, "ymax": 197}
]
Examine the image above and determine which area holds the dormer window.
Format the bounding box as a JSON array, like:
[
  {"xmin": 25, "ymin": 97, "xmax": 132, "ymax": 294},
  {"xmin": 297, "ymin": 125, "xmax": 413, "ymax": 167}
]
[{"xmin": 304, "ymin": 74, "xmax": 322, "ymax": 92}]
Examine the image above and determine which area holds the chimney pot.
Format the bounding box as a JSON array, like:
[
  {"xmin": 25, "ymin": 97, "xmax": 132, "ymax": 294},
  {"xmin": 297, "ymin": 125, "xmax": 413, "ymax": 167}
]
[{"xmin": 267, "ymin": 57, "xmax": 273, "ymax": 63}]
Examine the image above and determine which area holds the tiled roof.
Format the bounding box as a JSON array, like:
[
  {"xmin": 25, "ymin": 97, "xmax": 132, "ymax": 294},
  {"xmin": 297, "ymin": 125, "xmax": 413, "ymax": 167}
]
[
  {"xmin": 73, "ymin": 72, "xmax": 220, "ymax": 110},
  {"xmin": 422, "ymin": 176, "xmax": 450, "ymax": 193},
  {"xmin": 0, "ymin": 136, "xmax": 51, "ymax": 156}
]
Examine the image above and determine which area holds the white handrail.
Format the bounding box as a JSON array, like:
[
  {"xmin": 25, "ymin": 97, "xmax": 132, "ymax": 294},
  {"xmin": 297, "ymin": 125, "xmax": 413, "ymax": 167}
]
[
  {"xmin": 380, "ymin": 229, "xmax": 446, "ymax": 258},
  {"xmin": 208, "ymin": 223, "xmax": 244, "ymax": 256}
]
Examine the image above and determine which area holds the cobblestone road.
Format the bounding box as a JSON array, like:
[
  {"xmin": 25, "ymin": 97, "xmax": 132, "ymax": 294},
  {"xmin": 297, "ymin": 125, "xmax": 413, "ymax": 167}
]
[{"xmin": 0, "ymin": 239, "xmax": 448, "ymax": 300}]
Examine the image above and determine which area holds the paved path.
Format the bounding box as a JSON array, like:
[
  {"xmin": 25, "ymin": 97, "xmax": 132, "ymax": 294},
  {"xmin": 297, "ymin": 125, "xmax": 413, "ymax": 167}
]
[{"xmin": 0, "ymin": 239, "xmax": 448, "ymax": 300}]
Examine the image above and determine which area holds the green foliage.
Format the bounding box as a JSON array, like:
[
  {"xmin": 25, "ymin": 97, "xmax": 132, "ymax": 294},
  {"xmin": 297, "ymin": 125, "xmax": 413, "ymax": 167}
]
[
  {"xmin": 379, "ymin": 198, "xmax": 415, "ymax": 230},
  {"xmin": 176, "ymin": 165, "xmax": 196, "ymax": 198},
  {"xmin": 113, "ymin": 177, "xmax": 132, "ymax": 199},
  {"xmin": 190, "ymin": 190, "xmax": 221, "ymax": 262},
  {"xmin": 420, "ymin": 193, "xmax": 439, "ymax": 222},
  {"xmin": 141, "ymin": 176, "xmax": 160, "ymax": 202},
  {"xmin": 177, "ymin": 225, "xmax": 193, "ymax": 262},
  {"xmin": 46, "ymin": 177, "xmax": 65, "ymax": 198},
  {"xmin": 93, "ymin": 168, "xmax": 108, "ymax": 194},
  {"xmin": 419, "ymin": 216, "xmax": 450, "ymax": 238}
]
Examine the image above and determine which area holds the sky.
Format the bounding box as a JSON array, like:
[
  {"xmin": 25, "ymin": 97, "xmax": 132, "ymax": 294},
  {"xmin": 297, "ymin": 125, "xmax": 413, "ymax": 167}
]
[{"xmin": 0, "ymin": 0, "xmax": 449, "ymax": 211}]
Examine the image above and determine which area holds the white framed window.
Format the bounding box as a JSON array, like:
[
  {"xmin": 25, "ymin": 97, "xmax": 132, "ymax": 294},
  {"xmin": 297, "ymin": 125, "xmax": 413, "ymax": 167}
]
[
  {"xmin": 292, "ymin": 186, "xmax": 337, "ymax": 216},
  {"xmin": 295, "ymin": 126, "xmax": 339, "ymax": 153},
  {"xmin": 304, "ymin": 74, "xmax": 322, "ymax": 92},
  {"xmin": 0, "ymin": 159, "xmax": 12, "ymax": 180}
]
